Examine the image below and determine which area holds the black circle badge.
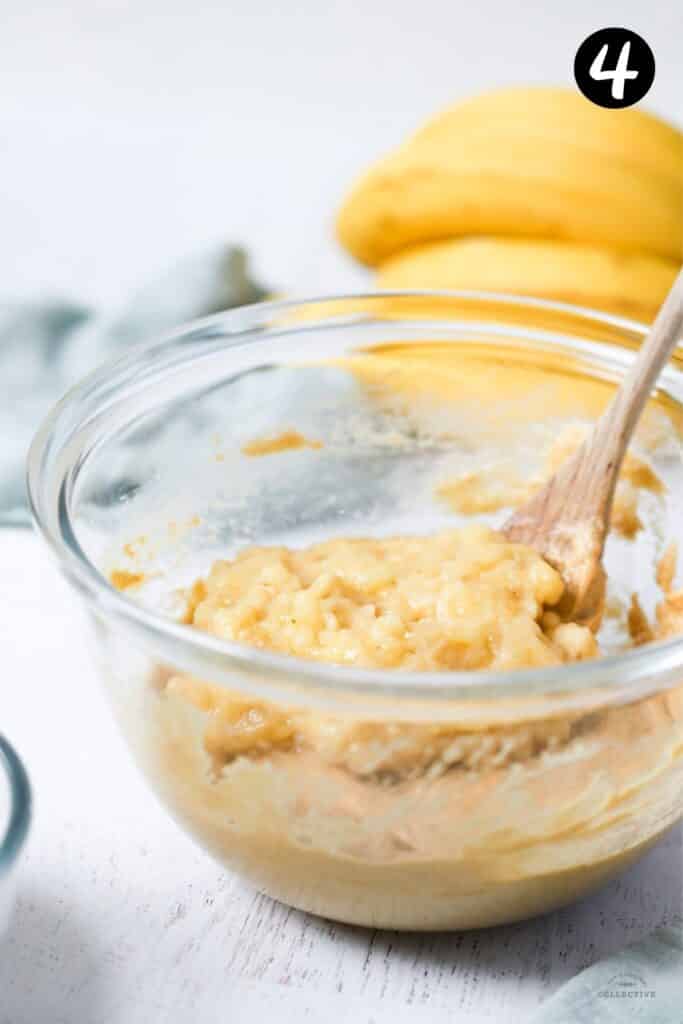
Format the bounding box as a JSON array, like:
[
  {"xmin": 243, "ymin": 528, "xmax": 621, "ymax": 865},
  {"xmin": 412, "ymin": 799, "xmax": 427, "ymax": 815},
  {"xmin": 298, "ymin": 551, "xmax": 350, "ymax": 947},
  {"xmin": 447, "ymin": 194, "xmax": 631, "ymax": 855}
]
[{"xmin": 574, "ymin": 28, "xmax": 655, "ymax": 108}]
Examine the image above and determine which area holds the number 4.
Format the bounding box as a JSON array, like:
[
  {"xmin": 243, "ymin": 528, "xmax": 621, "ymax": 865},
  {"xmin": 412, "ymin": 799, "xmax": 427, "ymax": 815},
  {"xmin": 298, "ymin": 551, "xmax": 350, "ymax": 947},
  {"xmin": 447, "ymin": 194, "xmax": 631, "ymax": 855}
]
[{"xmin": 589, "ymin": 41, "xmax": 639, "ymax": 100}]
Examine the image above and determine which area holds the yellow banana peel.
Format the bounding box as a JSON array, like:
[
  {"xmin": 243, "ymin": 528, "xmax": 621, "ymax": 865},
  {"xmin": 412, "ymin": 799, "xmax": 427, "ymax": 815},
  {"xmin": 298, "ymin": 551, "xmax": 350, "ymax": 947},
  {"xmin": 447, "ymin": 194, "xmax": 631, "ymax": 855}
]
[
  {"xmin": 337, "ymin": 87, "xmax": 683, "ymax": 266},
  {"xmin": 375, "ymin": 238, "xmax": 680, "ymax": 323},
  {"xmin": 413, "ymin": 87, "xmax": 683, "ymax": 188}
]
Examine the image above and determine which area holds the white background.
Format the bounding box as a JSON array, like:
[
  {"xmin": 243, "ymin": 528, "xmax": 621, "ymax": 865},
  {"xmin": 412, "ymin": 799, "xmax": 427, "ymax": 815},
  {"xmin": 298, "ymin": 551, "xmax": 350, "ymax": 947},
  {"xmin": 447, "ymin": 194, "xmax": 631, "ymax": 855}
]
[
  {"xmin": 1, "ymin": 0, "xmax": 681, "ymax": 306},
  {"xmin": 1, "ymin": 2, "xmax": 683, "ymax": 1022}
]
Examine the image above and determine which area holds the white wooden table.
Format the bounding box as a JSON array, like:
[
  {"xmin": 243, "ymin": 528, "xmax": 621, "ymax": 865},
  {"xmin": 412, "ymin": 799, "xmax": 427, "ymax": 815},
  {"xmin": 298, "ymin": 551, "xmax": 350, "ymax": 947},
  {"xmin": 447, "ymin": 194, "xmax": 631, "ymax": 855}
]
[{"xmin": 2, "ymin": 531, "xmax": 682, "ymax": 1023}]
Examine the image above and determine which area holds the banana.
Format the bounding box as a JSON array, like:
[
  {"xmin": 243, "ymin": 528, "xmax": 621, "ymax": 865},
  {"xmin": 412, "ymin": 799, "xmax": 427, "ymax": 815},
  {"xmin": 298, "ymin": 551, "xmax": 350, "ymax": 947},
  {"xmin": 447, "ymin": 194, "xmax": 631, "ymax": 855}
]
[
  {"xmin": 375, "ymin": 238, "xmax": 680, "ymax": 323},
  {"xmin": 413, "ymin": 88, "xmax": 683, "ymax": 188},
  {"xmin": 337, "ymin": 87, "xmax": 683, "ymax": 266}
]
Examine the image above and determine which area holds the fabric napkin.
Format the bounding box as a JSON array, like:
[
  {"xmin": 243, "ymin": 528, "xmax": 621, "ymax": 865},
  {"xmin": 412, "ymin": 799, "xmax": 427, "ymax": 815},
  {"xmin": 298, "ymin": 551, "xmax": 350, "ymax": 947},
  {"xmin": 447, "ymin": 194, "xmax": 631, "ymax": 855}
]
[
  {"xmin": 1, "ymin": 245, "xmax": 266, "ymax": 525},
  {"xmin": 531, "ymin": 916, "xmax": 683, "ymax": 1022}
]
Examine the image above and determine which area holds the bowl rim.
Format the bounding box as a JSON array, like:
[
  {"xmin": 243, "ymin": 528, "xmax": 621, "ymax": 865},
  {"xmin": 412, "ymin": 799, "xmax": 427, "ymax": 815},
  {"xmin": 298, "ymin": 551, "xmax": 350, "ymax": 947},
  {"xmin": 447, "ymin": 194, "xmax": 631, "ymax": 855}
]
[
  {"xmin": 0, "ymin": 735, "xmax": 31, "ymax": 874},
  {"xmin": 26, "ymin": 289, "xmax": 683, "ymax": 704}
]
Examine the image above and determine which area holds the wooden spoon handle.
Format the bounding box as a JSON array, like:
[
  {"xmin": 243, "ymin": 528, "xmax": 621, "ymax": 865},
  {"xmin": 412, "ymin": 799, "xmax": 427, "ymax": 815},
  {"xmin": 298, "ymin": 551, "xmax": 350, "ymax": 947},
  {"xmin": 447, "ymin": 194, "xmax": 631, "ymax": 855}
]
[
  {"xmin": 569, "ymin": 267, "xmax": 683, "ymax": 525},
  {"xmin": 504, "ymin": 268, "xmax": 683, "ymax": 626},
  {"xmin": 596, "ymin": 268, "xmax": 683, "ymax": 459}
]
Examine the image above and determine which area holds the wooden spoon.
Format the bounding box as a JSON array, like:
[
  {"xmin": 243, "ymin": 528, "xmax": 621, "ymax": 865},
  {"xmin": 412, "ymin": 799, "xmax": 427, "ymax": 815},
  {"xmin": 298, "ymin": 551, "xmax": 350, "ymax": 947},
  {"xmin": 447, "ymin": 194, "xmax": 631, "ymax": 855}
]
[{"xmin": 504, "ymin": 268, "xmax": 683, "ymax": 628}]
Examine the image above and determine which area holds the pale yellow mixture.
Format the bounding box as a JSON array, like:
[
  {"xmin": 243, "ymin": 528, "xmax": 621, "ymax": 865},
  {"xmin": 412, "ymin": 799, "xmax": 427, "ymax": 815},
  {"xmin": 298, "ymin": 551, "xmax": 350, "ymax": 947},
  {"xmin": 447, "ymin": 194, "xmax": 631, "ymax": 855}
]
[
  {"xmin": 437, "ymin": 423, "xmax": 665, "ymax": 540},
  {"xmin": 130, "ymin": 522, "xmax": 683, "ymax": 929},
  {"xmin": 188, "ymin": 525, "xmax": 597, "ymax": 671},
  {"xmin": 241, "ymin": 429, "xmax": 323, "ymax": 457}
]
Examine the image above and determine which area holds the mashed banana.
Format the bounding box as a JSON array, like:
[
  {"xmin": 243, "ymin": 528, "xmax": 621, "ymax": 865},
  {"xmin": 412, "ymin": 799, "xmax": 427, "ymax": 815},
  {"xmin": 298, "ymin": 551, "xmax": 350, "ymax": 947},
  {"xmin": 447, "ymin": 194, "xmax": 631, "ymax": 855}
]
[
  {"xmin": 127, "ymin": 524, "xmax": 683, "ymax": 930},
  {"xmin": 241, "ymin": 429, "xmax": 323, "ymax": 457},
  {"xmin": 189, "ymin": 525, "xmax": 596, "ymax": 671},
  {"xmin": 436, "ymin": 424, "xmax": 666, "ymax": 540}
]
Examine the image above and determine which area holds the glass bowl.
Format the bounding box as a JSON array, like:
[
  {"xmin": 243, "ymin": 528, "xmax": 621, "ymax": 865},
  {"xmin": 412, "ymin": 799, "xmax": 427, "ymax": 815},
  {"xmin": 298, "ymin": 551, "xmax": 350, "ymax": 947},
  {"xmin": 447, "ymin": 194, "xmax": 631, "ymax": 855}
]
[
  {"xmin": 28, "ymin": 292, "xmax": 683, "ymax": 930},
  {"xmin": 0, "ymin": 736, "xmax": 31, "ymax": 935}
]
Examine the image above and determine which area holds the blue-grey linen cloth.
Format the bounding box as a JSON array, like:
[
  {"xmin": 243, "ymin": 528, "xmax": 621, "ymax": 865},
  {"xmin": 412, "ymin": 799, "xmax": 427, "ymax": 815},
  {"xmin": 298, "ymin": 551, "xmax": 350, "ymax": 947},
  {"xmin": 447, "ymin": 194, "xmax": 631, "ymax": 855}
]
[
  {"xmin": 1, "ymin": 245, "xmax": 266, "ymax": 524},
  {"xmin": 531, "ymin": 917, "xmax": 683, "ymax": 1022}
]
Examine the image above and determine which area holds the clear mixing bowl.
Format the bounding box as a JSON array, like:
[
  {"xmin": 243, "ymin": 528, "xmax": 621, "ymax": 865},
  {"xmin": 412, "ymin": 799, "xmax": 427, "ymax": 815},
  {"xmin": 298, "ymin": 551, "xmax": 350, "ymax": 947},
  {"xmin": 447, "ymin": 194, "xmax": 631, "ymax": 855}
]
[
  {"xmin": 0, "ymin": 735, "xmax": 31, "ymax": 936},
  {"xmin": 28, "ymin": 293, "xmax": 683, "ymax": 930}
]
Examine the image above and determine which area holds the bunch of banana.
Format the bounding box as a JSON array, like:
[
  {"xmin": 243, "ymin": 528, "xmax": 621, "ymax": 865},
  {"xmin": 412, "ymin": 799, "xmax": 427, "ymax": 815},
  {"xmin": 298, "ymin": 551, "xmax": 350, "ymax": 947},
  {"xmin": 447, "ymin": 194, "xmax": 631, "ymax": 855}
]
[{"xmin": 336, "ymin": 87, "xmax": 683, "ymax": 321}]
